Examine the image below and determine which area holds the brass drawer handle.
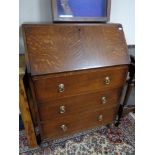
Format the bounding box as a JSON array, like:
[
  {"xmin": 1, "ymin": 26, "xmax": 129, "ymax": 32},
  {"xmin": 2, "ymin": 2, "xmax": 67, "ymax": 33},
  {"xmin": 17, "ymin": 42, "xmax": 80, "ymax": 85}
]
[
  {"xmin": 58, "ymin": 84, "xmax": 65, "ymax": 92},
  {"xmin": 101, "ymin": 96, "xmax": 107, "ymax": 104},
  {"xmin": 59, "ymin": 105, "xmax": 65, "ymax": 114},
  {"xmin": 60, "ymin": 124, "xmax": 67, "ymax": 132},
  {"xmin": 98, "ymin": 115, "xmax": 103, "ymax": 121},
  {"xmin": 104, "ymin": 76, "xmax": 111, "ymax": 85}
]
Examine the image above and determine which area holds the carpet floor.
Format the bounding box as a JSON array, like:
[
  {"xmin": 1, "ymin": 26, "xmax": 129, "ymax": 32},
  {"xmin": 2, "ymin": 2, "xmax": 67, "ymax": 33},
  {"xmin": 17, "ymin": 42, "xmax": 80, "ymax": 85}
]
[{"xmin": 19, "ymin": 114, "xmax": 135, "ymax": 155}]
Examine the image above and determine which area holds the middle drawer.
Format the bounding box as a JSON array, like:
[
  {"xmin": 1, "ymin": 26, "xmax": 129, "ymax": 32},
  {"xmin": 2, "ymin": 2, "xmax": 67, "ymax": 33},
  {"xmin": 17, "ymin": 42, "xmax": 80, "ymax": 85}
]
[{"xmin": 38, "ymin": 88, "xmax": 122, "ymax": 122}]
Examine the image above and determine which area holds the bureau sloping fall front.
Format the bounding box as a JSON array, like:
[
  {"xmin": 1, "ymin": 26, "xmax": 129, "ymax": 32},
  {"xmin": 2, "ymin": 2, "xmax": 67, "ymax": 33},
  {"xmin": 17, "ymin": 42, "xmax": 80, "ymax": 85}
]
[{"xmin": 22, "ymin": 24, "xmax": 130, "ymax": 143}]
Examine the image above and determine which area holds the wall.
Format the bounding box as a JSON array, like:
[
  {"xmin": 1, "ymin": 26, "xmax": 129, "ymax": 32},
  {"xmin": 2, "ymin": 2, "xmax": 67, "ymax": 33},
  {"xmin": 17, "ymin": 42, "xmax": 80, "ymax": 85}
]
[
  {"xmin": 19, "ymin": 0, "xmax": 52, "ymax": 53},
  {"xmin": 19, "ymin": 0, "xmax": 135, "ymax": 53},
  {"xmin": 110, "ymin": 0, "xmax": 135, "ymax": 45}
]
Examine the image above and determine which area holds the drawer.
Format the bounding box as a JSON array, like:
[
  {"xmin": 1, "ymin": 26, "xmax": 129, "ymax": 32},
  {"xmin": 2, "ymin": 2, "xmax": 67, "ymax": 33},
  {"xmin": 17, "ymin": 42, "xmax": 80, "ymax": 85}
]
[
  {"xmin": 40, "ymin": 106, "xmax": 118, "ymax": 139},
  {"xmin": 38, "ymin": 88, "xmax": 122, "ymax": 121},
  {"xmin": 33, "ymin": 66, "xmax": 128, "ymax": 102}
]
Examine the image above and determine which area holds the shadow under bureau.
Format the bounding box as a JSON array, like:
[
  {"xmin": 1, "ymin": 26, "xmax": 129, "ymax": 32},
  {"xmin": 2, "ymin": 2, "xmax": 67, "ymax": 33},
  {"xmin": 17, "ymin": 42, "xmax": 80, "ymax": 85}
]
[{"xmin": 22, "ymin": 24, "xmax": 130, "ymax": 143}]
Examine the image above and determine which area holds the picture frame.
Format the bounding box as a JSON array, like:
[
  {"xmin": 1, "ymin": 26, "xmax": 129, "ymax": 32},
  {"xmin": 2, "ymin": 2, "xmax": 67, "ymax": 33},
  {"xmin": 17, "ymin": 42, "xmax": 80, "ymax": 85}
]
[{"xmin": 51, "ymin": 0, "xmax": 111, "ymax": 22}]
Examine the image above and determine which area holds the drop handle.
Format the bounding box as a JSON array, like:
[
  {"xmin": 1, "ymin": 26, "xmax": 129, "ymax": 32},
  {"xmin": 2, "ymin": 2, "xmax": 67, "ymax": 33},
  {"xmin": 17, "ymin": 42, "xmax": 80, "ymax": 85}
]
[
  {"xmin": 59, "ymin": 106, "xmax": 66, "ymax": 114},
  {"xmin": 98, "ymin": 115, "xmax": 103, "ymax": 122},
  {"xmin": 58, "ymin": 84, "xmax": 65, "ymax": 92},
  {"xmin": 104, "ymin": 76, "xmax": 111, "ymax": 85},
  {"xmin": 101, "ymin": 96, "xmax": 107, "ymax": 104},
  {"xmin": 60, "ymin": 124, "xmax": 67, "ymax": 132}
]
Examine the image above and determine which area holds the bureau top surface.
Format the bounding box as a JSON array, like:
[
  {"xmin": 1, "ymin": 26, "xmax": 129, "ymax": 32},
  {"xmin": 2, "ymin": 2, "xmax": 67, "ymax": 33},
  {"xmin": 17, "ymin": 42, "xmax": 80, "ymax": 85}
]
[{"xmin": 23, "ymin": 24, "xmax": 130, "ymax": 76}]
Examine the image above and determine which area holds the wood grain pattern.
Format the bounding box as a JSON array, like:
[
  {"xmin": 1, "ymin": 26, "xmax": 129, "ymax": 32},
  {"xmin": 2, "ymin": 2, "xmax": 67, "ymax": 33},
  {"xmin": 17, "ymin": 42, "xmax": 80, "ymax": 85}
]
[
  {"xmin": 38, "ymin": 88, "xmax": 122, "ymax": 122},
  {"xmin": 26, "ymin": 82, "xmax": 38, "ymax": 126},
  {"xmin": 40, "ymin": 106, "xmax": 117, "ymax": 139},
  {"xmin": 19, "ymin": 76, "xmax": 38, "ymax": 148},
  {"xmin": 19, "ymin": 54, "xmax": 26, "ymax": 75},
  {"xmin": 22, "ymin": 24, "xmax": 130, "ymax": 143},
  {"xmin": 33, "ymin": 66, "xmax": 128, "ymax": 102},
  {"xmin": 22, "ymin": 24, "xmax": 130, "ymax": 75}
]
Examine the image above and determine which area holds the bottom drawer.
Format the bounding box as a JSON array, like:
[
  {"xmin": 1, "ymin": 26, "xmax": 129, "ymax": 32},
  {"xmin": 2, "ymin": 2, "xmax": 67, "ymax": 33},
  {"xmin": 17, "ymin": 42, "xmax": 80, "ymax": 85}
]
[{"xmin": 40, "ymin": 106, "xmax": 118, "ymax": 140}]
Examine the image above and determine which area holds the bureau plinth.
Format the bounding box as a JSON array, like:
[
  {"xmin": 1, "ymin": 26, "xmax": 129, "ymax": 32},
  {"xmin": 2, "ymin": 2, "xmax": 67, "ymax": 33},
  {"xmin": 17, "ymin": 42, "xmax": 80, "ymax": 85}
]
[{"xmin": 23, "ymin": 24, "xmax": 130, "ymax": 142}]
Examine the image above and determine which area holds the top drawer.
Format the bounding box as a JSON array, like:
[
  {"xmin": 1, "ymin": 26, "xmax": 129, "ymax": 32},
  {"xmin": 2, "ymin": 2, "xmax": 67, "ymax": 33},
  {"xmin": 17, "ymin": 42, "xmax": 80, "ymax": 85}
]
[{"xmin": 33, "ymin": 66, "xmax": 128, "ymax": 102}]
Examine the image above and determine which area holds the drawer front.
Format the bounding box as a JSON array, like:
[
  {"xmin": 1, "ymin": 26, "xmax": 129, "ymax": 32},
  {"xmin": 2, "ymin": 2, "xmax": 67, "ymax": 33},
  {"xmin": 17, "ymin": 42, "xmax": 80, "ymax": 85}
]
[
  {"xmin": 33, "ymin": 66, "xmax": 128, "ymax": 102},
  {"xmin": 40, "ymin": 106, "xmax": 117, "ymax": 139},
  {"xmin": 38, "ymin": 88, "xmax": 122, "ymax": 122}
]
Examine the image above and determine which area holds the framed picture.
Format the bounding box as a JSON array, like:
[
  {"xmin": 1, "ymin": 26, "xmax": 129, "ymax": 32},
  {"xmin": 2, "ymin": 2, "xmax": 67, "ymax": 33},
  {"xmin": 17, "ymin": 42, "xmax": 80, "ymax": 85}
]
[{"xmin": 51, "ymin": 0, "xmax": 111, "ymax": 22}]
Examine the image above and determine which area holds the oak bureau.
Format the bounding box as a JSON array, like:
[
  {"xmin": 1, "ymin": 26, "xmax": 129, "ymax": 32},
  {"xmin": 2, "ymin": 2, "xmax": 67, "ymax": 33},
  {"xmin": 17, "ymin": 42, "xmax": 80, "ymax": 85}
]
[{"xmin": 22, "ymin": 24, "xmax": 130, "ymax": 143}]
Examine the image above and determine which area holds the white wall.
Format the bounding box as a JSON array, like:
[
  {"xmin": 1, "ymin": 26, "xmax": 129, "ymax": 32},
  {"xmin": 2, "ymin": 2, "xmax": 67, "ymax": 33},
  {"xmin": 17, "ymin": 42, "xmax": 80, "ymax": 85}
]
[
  {"xmin": 19, "ymin": 0, "xmax": 135, "ymax": 53},
  {"xmin": 19, "ymin": 0, "xmax": 52, "ymax": 53},
  {"xmin": 110, "ymin": 0, "xmax": 135, "ymax": 45}
]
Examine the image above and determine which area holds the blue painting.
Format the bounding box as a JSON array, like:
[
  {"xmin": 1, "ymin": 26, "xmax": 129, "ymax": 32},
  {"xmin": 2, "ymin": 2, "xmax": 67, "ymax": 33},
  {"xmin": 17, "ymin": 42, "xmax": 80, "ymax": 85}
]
[{"xmin": 56, "ymin": 0, "xmax": 107, "ymax": 18}]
